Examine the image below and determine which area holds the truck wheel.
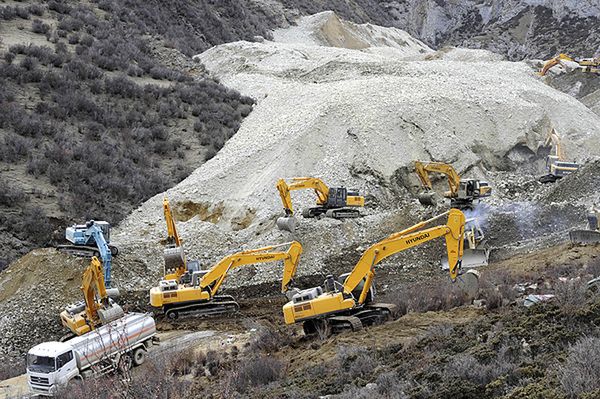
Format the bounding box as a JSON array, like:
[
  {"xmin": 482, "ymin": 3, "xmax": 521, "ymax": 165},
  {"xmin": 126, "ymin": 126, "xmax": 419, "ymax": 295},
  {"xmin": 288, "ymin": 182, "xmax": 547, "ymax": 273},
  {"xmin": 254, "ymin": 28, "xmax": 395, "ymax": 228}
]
[
  {"xmin": 132, "ymin": 348, "xmax": 146, "ymax": 366},
  {"xmin": 118, "ymin": 354, "xmax": 133, "ymax": 373}
]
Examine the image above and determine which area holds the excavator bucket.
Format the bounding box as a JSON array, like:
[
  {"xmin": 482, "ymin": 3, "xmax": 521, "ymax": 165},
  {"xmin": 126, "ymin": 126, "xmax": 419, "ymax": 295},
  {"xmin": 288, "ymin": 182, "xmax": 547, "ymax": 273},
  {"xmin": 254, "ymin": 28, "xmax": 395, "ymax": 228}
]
[
  {"xmin": 277, "ymin": 216, "xmax": 298, "ymax": 233},
  {"xmin": 569, "ymin": 230, "xmax": 600, "ymax": 245},
  {"xmin": 418, "ymin": 191, "xmax": 438, "ymax": 206},
  {"xmin": 164, "ymin": 246, "xmax": 186, "ymax": 270},
  {"xmin": 442, "ymin": 246, "xmax": 490, "ymax": 270}
]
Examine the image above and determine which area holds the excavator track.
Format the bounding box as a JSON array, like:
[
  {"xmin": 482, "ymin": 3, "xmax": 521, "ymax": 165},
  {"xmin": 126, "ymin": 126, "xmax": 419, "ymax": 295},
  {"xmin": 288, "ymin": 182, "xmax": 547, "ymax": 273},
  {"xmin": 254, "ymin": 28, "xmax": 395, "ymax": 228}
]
[
  {"xmin": 325, "ymin": 208, "xmax": 361, "ymax": 219},
  {"xmin": 163, "ymin": 295, "xmax": 240, "ymax": 320},
  {"xmin": 302, "ymin": 207, "xmax": 360, "ymax": 219},
  {"xmin": 57, "ymin": 244, "xmax": 119, "ymax": 258},
  {"xmin": 302, "ymin": 303, "xmax": 396, "ymax": 337}
]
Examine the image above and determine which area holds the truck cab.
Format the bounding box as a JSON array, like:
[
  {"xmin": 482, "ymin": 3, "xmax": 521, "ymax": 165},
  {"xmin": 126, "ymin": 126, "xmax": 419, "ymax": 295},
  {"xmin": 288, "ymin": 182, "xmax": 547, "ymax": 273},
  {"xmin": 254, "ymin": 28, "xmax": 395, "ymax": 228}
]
[{"xmin": 27, "ymin": 342, "xmax": 79, "ymax": 395}]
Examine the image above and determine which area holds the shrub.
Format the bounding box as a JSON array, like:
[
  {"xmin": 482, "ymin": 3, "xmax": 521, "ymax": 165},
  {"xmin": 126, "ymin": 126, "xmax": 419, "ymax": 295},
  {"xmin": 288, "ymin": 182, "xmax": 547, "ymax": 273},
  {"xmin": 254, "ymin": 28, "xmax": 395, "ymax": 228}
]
[
  {"xmin": 226, "ymin": 355, "xmax": 284, "ymax": 393},
  {"xmin": 336, "ymin": 346, "xmax": 377, "ymax": 380},
  {"xmin": 32, "ymin": 19, "xmax": 50, "ymax": 34},
  {"xmin": 0, "ymin": 180, "xmax": 26, "ymax": 206},
  {"xmin": 558, "ymin": 336, "xmax": 600, "ymax": 398},
  {"xmin": 554, "ymin": 278, "xmax": 588, "ymax": 312}
]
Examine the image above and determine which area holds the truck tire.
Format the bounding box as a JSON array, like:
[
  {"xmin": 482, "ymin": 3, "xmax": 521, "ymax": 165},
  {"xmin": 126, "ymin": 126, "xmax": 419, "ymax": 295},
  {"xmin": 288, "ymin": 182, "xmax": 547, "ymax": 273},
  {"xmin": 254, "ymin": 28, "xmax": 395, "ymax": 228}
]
[
  {"xmin": 132, "ymin": 348, "xmax": 146, "ymax": 366},
  {"xmin": 118, "ymin": 353, "xmax": 133, "ymax": 373}
]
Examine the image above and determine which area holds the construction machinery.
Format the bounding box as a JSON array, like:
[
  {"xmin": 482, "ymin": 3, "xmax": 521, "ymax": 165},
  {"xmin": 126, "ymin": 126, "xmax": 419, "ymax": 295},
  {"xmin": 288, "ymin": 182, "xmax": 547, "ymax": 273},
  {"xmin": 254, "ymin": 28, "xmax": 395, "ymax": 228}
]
[
  {"xmin": 283, "ymin": 209, "xmax": 478, "ymax": 336},
  {"xmin": 569, "ymin": 205, "xmax": 600, "ymax": 244},
  {"xmin": 414, "ymin": 161, "xmax": 492, "ymax": 210},
  {"xmin": 150, "ymin": 241, "xmax": 303, "ymax": 319},
  {"xmin": 276, "ymin": 177, "xmax": 365, "ymax": 232},
  {"xmin": 442, "ymin": 218, "xmax": 490, "ymax": 270},
  {"xmin": 28, "ymin": 313, "xmax": 156, "ymax": 396},
  {"xmin": 57, "ymin": 220, "xmax": 118, "ymax": 287},
  {"xmin": 162, "ymin": 197, "xmax": 191, "ymax": 278},
  {"xmin": 539, "ymin": 128, "xmax": 579, "ymax": 183},
  {"xmin": 60, "ymin": 257, "xmax": 123, "ymax": 337},
  {"xmin": 539, "ymin": 53, "xmax": 600, "ymax": 76}
]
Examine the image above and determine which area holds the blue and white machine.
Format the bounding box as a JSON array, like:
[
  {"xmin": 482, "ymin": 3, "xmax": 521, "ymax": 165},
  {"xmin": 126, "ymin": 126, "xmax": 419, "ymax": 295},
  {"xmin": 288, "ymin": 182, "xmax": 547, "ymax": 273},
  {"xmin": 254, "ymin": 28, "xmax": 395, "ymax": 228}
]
[{"xmin": 58, "ymin": 221, "xmax": 118, "ymax": 287}]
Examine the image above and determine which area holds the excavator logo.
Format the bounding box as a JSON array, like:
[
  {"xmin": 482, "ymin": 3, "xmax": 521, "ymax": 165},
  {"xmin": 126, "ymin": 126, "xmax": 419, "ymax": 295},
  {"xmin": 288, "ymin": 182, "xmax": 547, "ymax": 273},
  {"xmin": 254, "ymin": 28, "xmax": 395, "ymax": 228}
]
[
  {"xmin": 256, "ymin": 255, "xmax": 276, "ymax": 261},
  {"xmin": 405, "ymin": 233, "xmax": 430, "ymax": 245}
]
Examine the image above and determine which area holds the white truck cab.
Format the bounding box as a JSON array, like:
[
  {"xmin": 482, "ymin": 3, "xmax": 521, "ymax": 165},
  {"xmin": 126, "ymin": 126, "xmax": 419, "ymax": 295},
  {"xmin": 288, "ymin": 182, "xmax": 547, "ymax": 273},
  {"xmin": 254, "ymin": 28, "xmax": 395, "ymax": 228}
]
[
  {"xmin": 26, "ymin": 312, "xmax": 156, "ymax": 396},
  {"xmin": 27, "ymin": 341, "xmax": 79, "ymax": 395}
]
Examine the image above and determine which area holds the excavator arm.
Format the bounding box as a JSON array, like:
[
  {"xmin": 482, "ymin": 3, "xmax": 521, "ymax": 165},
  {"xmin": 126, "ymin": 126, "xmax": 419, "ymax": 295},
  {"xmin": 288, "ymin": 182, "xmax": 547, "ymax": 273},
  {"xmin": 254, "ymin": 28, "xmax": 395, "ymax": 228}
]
[
  {"xmin": 199, "ymin": 241, "xmax": 303, "ymax": 297},
  {"xmin": 415, "ymin": 161, "xmax": 461, "ymax": 197},
  {"xmin": 163, "ymin": 196, "xmax": 187, "ymax": 280},
  {"xmin": 87, "ymin": 225, "xmax": 113, "ymax": 287},
  {"xmin": 540, "ymin": 54, "xmax": 574, "ymax": 76},
  {"xmin": 81, "ymin": 256, "xmax": 108, "ymax": 324},
  {"xmin": 544, "ymin": 128, "xmax": 566, "ymax": 161},
  {"xmin": 343, "ymin": 209, "xmax": 465, "ymax": 304},
  {"xmin": 276, "ymin": 177, "xmax": 331, "ymax": 216},
  {"xmin": 163, "ymin": 197, "xmax": 181, "ymax": 247}
]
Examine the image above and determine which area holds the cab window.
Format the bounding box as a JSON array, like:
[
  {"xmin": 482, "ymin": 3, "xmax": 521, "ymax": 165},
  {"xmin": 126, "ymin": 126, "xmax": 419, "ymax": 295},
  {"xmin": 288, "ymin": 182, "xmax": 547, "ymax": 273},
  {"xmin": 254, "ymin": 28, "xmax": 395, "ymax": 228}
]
[{"xmin": 56, "ymin": 351, "xmax": 73, "ymax": 369}]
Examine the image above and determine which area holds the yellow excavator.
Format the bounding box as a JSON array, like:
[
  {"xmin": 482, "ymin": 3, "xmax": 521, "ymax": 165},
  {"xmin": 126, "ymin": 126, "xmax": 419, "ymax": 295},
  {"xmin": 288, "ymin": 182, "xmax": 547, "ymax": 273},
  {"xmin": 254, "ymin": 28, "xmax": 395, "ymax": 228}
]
[
  {"xmin": 539, "ymin": 128, "xmax": 579, "ymax": 183},
  {"xmin": 150, "ymin": 241, "xmax": 303, "ymax": 319},
  {"xmin": 276, "ymin": 177, "xmax": 365, "ymax": 232},
  {"xmin": 60, "ymin": 256, "xmax": 123, "ymax": 336},
  {"xmin": 283, "ymin": 209, "xmax": 479, "ymax": 336},
  {"xmin": 570, "ymin": 205, "xmax": 600, "ymax": 244},
  {"xmin": 414, "ymin": 161, "xmax": 492, "ymax": 210},
  {"xmin": 539, "ymin": 53, "xmax": 600, "ymax": 76}
]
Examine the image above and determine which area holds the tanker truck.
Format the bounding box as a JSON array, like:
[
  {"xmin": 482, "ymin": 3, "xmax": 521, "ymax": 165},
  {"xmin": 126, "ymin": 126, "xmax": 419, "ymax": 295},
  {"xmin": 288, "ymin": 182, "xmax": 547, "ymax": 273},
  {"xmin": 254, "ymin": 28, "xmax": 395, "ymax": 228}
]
[{"xmin": 26, "ymin": 312, "xmax": 157, "ymax": 396}]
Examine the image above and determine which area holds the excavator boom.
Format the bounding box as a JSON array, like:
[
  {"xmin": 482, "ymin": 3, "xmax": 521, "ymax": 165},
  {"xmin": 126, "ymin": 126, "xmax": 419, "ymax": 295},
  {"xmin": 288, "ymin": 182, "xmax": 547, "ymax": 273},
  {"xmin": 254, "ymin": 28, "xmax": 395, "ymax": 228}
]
[{"xmin": 163, "ymin": 197, "xmax": 187, "ymax": 279}]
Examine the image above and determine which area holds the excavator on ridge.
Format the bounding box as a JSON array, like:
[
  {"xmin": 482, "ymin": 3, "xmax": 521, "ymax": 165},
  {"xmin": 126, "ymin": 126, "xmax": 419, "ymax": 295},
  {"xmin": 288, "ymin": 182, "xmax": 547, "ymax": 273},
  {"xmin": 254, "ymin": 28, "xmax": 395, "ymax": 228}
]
[
  {"xmin": 539, "ymin": 53, "xmax": 600, "ymax": 76},
  {"xmin": 150, "ymin": 241, "xmax": 303, "ymax": 319},
  {"xmin": 414, "ymin": 161, "xmax": 492, "ymax": 210},
  {"xmin": 276, "ymin": 177, "xmax": 365, "ymax": 232},
  {"xmin": 60, "ymin": 256, "xmax": 123, "ymax": 337},
  {"xmin": 570, "ymin": 204, "xmax": 600, "ymax": 244},
  {"xmin": 539, "ymin": 128, "xmax": 579, "ymax": 183},
  {"xmin": 283, "ymin": 209, "xmax": 479, "ymax": 336}
]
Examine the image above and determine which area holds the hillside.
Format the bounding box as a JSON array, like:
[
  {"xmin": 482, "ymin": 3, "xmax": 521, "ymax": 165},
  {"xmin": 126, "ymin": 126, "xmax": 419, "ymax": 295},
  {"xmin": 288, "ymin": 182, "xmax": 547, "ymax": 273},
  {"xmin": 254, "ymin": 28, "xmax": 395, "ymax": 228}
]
[
  {"xmin": 1, "ymin": 0, "xmax": 598, "ymax": 267},
  {"xmin": 1, "ymin": 3, "xmax": 600, "ymax": 399}
]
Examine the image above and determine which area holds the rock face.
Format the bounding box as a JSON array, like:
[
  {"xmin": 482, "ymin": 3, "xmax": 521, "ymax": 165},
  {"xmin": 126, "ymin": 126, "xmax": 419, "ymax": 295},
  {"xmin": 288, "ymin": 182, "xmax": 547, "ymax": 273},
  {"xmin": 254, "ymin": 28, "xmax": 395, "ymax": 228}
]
[
  {"xmin": 111, "ymin": 11, "xmax": 600, "ymax": 279},
  {"xmin": 386, "ymin": 0, "xmax": 600, "ymax": 60}
]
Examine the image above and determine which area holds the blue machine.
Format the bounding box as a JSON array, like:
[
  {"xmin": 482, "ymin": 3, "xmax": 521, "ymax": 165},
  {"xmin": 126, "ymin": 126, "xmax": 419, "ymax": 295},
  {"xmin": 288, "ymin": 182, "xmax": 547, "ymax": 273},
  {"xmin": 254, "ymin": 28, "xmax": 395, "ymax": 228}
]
[{"xmin": 59, "ymin": 221, "xmax": 118, "ymax": 287}]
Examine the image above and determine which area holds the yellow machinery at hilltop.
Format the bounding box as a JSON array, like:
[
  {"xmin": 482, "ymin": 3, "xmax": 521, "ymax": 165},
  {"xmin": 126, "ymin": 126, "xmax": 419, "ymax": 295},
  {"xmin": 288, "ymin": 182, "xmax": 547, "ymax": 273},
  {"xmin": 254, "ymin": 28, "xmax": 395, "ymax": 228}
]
[
  {"xmin": 414, "ymin": 161, "xmax": 492, "ymax": 209},
  {"xmin": 283, "ymin": 209, "xmax": 479, "ymax": 336},
  {"xmin": 151, "ymin": 241, "xmax": 303, "ymax": 319},
  {"xmin": 60, "ymin": 257, "xmax": 123, "ymax": 336},
  {"xmin": 539, "ymin": 53, "xmax": 600, "ymax": 76},
  {"xmin": 276, "ymin": 177, "xmax": 365, "ymax": 232}
]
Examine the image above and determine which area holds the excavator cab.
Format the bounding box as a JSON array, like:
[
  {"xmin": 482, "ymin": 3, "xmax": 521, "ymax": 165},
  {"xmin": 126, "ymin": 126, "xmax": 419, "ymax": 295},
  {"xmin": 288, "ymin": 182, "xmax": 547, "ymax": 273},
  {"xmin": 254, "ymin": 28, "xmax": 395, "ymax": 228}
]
[{"xmin": 325, "ymin": 187, "xmax": 349, "ymax": 208}]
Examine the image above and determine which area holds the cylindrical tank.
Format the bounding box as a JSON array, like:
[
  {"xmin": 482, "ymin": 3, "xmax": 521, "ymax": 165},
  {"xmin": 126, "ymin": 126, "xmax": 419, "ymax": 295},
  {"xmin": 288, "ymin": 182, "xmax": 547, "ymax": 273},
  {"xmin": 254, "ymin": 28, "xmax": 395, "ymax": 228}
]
[{"xmin": 70, "ymin": 313, "xmax": 155, "ymax": 370}]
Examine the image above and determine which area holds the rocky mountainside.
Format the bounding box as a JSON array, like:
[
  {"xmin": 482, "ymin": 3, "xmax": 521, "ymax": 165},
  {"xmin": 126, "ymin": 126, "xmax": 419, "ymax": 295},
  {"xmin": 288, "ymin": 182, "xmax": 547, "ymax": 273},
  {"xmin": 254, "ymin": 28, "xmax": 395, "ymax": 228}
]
[
  {"xmin": 110, "ymin": 11, "xmax": 600, "ymax": 289},
  {"xmin": 274, "ymin": 0, "xmax": 600, "ymax": 60}
]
